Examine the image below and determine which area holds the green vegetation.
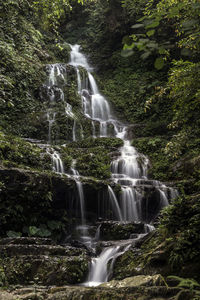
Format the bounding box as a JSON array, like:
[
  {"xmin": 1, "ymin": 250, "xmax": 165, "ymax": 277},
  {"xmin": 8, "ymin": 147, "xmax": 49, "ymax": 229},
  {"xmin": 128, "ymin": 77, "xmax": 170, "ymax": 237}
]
[
  {"xmin": 0, "ymin": 130, "xmax": 51, "ymax": 170},
  {"xmin": 62, "ymin": 137, "xmax": 123, "ymax": 179}
]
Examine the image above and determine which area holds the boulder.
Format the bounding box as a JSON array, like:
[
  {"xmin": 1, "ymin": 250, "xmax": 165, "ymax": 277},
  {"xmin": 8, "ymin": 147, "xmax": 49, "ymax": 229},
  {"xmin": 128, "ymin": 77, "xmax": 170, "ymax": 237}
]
[{"xmin": 100, "ymin": 274, "xmax": 167, "ymax": 288}]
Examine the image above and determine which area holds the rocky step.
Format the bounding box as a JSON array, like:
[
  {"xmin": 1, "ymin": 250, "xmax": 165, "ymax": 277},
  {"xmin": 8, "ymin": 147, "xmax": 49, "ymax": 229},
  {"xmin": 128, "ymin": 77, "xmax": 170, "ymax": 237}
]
[
  {"xmin": 0, "ymin": 237, "xmax": 53, "ymax": 246},
  {"xmin": 0, "ymin": 243, "xmax": 85, "ymax": 257},
  {"xmin": 0, "ymin": 275, "xmax": 190, "ymax": 300},
  {"xmin": 97, "ymin": 221, "xmax": 146, "ymax": 241},
  {"xmin": 1, "ymin": 253, "xmax": 88, "ymax": 286},
  {"xmin": 99, "ymin": 235, "xmax": 147, "ymax": 249}
]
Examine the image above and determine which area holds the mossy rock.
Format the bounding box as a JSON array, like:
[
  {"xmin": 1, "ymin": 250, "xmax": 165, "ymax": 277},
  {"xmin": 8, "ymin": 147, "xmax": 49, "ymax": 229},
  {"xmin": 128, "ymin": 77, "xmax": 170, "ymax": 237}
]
[{"xmin": 99, "ymin": 221, "xmax": 145, "ymax": 240}]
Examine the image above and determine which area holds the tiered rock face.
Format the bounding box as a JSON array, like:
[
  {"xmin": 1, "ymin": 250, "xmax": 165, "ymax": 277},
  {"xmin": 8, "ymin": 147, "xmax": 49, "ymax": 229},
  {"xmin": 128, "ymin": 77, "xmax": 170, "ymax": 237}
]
[
  {"xmin": 0, "ymin": 237, "xmax": 88, "ymax": 286},
  {"xmin": 0, "ymin": 276, "xmax": 189, "ymax": 300}
]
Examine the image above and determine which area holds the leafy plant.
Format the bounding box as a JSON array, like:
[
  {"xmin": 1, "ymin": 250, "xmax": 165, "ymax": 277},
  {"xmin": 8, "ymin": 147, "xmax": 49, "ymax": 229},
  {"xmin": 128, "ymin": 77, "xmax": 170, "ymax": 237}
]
[
  {"xmin": 28, "ymin": 226, "xmax": 51, "ymax": 237},
  {"xmin": 122, "ymin": 0, "xmax": 200, "ymax": 68},
  {"xmin": 6, "ymin": 231, "xmax": 22, "ymax": 238}
]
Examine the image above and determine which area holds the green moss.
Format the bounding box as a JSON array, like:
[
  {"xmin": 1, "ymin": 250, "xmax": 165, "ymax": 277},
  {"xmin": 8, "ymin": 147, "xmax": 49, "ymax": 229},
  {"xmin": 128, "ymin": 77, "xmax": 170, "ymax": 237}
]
[
  {"xmin": 0, "ymin": 131, "xmax": 51, "ymax": 171},
  {"xmin": 68, "ymin": 137, "xmax": 123, "ymax": 149},
  {"xmin": 132, "ymin": 136, "xmax": 173, "ymax": 181},
  {"xmin": 62, "ymin": 137, "xmax": 123, "ymax": 179}
]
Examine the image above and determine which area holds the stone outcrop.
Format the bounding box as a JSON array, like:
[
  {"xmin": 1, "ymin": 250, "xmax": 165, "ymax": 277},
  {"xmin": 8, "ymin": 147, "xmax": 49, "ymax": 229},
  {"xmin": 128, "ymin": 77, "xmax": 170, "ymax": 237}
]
[
  {"xmin": 0, "ymin": 280, "xmax": 190, "ymax": 300},
  {"xmin": 0, "ymin": 237, "xmax": 88, "ymax": 286}
]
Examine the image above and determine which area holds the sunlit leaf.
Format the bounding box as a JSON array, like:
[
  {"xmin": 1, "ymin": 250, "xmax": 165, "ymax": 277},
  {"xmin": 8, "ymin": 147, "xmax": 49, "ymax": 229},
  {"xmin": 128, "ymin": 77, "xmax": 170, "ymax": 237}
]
[
  {"xmin": 147, "ymin": 29, "xmax": 155, "ymax": 37},
  {"xmin": 131, "ymin": 24, "xmax": 144, "ymax": 29}
]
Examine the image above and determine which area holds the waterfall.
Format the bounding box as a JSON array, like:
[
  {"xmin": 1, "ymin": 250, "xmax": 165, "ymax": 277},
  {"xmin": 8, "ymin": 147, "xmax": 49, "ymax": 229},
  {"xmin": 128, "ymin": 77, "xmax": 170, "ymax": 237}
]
[
  {"xmin": 68, "ymin": 44, "xmax": 179, "ymax": 286},
  {"xmin": 120, "ymin": 187, "xmax": 140, "ymax": 222},
  {"xmin": 108, "ymin": 186, "xmax": 123, "ymax": 222},
  {"xmin": 44, "ymin": 63, "xmax": 77, "ymax": 144},
  {"xmin": 47, "ymin": 111, "xmax": 56, "ymax": 144},
  {"xmin": 85, "ymin": 246, "xmax": 120, "ymax": 287},
  {"xmin": 69, "ymin": 44, "xmax": 114, "ymax": 137}
]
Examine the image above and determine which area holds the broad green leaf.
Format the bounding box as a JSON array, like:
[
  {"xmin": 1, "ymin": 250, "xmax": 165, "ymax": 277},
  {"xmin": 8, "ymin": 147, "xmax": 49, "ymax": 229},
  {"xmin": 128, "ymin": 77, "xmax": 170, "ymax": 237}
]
[
  {"xmin": 147, "ymin": 30, "xmax": 155, "ymax": 37},
  {"xmin": 137, "ymin": 16, "xmax": 146, "ymax": 22},
  {"xmin": 7, "ymin": 231, "xmax": 22, "ymax": 238},
  {"xmin": 154, "ymin": 57, "xmax": 164, "ymax": 70},
  {"xmin": 159, "ymin": 47, "xmax": 167, "ymax": 55},
  {"xmin": 139, "ymin": 38, "xmax": 150, "ymax": 43},
  {"xmin": 146, "ymin": 21, "xmax": 160, "ymax": 29},
  {"xmin": 48, "ymin": 220, "xmax": 60, "ymax": 230},
  {"xmin": 141, "ymin": 51, "xmax": 151, "ymax": 60},
  {"xmin": 123, "ymin": 42, "xmax": 135, "ymax": 50},
  {"xmin": 131, "ymin": 24, "xmax": 144, "ymax": 29},
  {"xmin": 121, "ymin": 49, "xmax": 134, "ymax": 57},
  {"xmin": 29, "ymin": 226, "xmax": 39, "ymax": 236},
  {"xmin": 7, "ymin": 101, "xmax": 14, "ymax": 108},
  {"xmin": 37, "ymin": 228, "xmax": 51, "ymax": 237},
  {"xmin": 147, "ymin": 42, "xmax": 158, "ymax": 49}
]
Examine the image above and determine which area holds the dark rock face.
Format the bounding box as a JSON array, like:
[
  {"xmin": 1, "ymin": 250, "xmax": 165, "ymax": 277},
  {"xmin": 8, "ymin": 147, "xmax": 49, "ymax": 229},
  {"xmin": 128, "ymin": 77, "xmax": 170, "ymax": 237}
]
[{"xmin": 0, "ymin": 168, "xmax": 109, "ymax": 237}]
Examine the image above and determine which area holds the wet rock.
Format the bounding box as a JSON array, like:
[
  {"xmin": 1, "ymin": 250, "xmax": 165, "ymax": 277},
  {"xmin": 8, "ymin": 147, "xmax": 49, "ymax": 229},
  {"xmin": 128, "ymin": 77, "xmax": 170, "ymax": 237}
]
[
  {"xmin": 99, "ymin": 221, "xmax": 145, "ymax": 240},
  {"xmin": 0, "ymin": 284, "xmax": 183, "ymax": 300},
  {"xmin": 100, "ymin": 274, "xmax": 167, "ymax": 288}
]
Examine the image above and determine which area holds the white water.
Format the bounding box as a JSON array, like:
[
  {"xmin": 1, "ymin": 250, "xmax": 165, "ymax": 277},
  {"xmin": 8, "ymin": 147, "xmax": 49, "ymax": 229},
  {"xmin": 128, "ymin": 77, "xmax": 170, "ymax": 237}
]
[
  {"xmin": 85, "ymin": 246, "xmax": 120, "ymax": 287},
  {"xmin": 69, "ymin": 44, "xmax": 179, "ymax": 287},
  {"xmin": 108, "ymin": 186, "xmax": 123, "ymax": 222},
  {"xmin": 69, "ymin": 44, "xmax": 114, "ymax": 137},
  {"xmin": 46, "ymin": 148, "xmax": 64, "ymax": 174},
  {"xmin": 45, "ymin": 63, "xmax": 77, "ymax": 144}
]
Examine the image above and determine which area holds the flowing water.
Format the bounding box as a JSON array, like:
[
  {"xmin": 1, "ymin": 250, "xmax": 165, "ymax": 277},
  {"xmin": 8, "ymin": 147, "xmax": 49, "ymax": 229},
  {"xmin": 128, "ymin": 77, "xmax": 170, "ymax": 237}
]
[
  {"xmin": 40, "ymin": 45, "xmax": 178, "ymax": 287},
  {"xmin": 43, "ymin": 63, "xmax": 77, "ymax": 144},
  {"xmin": 68, "ymin": 44, "xmax": 178, "ymax": 286}
]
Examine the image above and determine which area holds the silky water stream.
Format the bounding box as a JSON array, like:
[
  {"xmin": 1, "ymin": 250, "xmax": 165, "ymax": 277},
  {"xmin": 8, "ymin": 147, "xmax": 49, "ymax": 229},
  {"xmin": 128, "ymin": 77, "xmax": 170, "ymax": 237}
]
[
  {"xmin": 41, "ymin": 44, "xmax": 178, "ymax": 287},
  {"xmin": 68, "ymin": 44, "xmax": 178, "ymax": 287}
]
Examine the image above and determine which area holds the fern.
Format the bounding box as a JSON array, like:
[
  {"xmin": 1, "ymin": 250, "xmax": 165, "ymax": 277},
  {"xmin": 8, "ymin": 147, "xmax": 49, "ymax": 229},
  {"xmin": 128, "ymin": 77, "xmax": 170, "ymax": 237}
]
[{"xmin": 168, "ymin": 275, "xmax": 200, "ymax": 290}]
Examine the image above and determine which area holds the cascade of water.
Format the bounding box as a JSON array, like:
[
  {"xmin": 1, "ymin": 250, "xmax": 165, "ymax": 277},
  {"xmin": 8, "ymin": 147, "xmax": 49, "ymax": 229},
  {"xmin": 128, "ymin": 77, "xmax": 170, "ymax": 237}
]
[
  {"xmin": 69, "ymin": 44, "xmax": 115, "ymax": 137},
  {"xmin": 72, "ymin": 120, "xmax": 76, "ymax": 141},
  {"xmin": 158, "ymin": 188, "xmax": 169, "ymax": 208},
  {"xmin": 85, "ymin": 246, "xmax": 120, "ymax": 287},
  {"xmin": 45, "ymin": 63, "xmax": 77, "ymax": 143},
  {"xmin": 68, "ymin": 44, "xmax": 179, "ymax": 286},
  {"xmin": 47, "ymin": 111, "xmax": 56, "ymax": 144},
  {"xmin": 46, "ymin": 148, "xmax": 64, "ymax": 174},
  {"xmin": 120, "ymin": 187, "xmax": 140, "ymax": 222},
  {"xmin": 108, "ymin": 186, "xmax": 123, "ymax": 222}
]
